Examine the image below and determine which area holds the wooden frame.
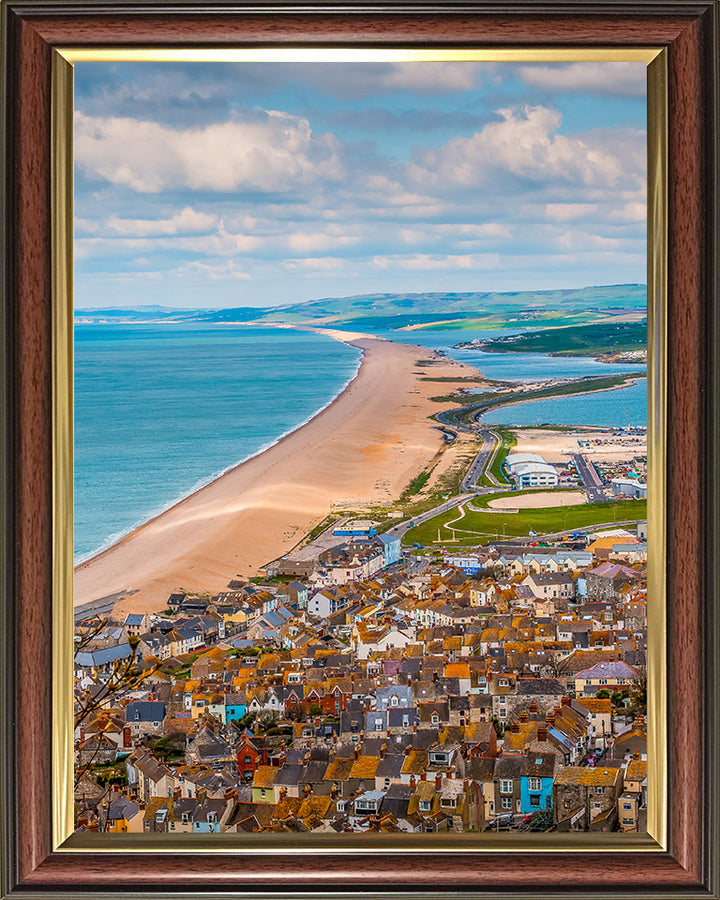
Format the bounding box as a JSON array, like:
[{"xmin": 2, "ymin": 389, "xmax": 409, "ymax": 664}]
[{"xmin": 1, "ymin": 2, "xmax": 718, "ymax": 897}]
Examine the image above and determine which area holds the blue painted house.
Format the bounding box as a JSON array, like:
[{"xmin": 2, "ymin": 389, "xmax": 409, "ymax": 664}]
[
  {"xmin": 520, "ymin": 752, "xmax": 555, "ymax": 815},
  {"xmin": 224, "ymin": 692, "xmax": 247, "ymax": 723}
]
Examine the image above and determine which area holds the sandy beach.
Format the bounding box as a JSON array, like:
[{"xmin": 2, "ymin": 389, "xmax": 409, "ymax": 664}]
[{"xmin": 74, "ymin": 331, "xmax": 485, "ymax": 616}]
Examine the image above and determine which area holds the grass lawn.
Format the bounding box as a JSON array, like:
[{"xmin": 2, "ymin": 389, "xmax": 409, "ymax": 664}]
[
  {"xmin": 487, "ymin": 427, "xmax": 515, "ymax": 485},
  {"xmin": 403, "ymin": 497, "xmax": 647, "ymax": 547}
]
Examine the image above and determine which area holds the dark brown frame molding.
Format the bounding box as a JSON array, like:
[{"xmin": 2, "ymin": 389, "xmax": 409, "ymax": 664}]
[{"xmin": 1, "ymin": 2, "xmax": 718, "ymax": 897}]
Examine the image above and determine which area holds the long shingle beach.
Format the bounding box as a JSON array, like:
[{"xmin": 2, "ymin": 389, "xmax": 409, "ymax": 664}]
[{"xmin": 74, "ymin": 330, "xmax": 484, "ymax": 616}]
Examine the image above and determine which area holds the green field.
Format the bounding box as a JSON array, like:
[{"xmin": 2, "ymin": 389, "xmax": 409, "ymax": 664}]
[
  {"xmin": 404, "ymin": 496, "xmax": 647, "ymax": 547},
  {"xmin": 478, "ymin": 320, "xmax": 647, "ymax": 356},
  {"xmin": 487, "ymin": 427, "xmax": 516, "ymax": 485}
]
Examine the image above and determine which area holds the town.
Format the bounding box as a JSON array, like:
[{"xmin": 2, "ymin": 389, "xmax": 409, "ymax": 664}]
[{"xmin": 74, "ymin": 499, "xmax": 648, "ymax": 836}]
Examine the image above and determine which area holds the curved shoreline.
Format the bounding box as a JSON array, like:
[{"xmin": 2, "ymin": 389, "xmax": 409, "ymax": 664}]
[
  {"xmin": 74, "ymin": 341, "xmax": 364, "ymax": 567},
  {"xmin": 74, "ymin": 331, "xmax": 483, "ymax": 615}
]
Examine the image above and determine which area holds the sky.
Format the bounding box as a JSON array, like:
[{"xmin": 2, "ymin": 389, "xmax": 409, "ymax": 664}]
[{"xmin": 73, "ymin": 59, "xmax": 647, "ymax": 309}]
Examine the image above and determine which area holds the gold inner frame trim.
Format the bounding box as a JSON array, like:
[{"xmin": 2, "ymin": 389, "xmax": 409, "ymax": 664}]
[{"xmin": 52, "ymin": 46, "xmax": 667, "ymax": 853}]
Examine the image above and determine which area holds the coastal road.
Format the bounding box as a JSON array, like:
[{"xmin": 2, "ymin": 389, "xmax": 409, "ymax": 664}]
[
  {"xmin": 572, "ymin": 453, "xmax": 606, "ymax": 502},
  {"xmin": 383, "ymin": 494, "xmax": 472, "ymax": 543},
  {"xmin": 461, "ymin": 429, "xmax": 498, "ymax": 491}
]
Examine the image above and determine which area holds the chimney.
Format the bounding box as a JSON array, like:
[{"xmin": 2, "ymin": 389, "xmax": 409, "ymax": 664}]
[
  {"xmin": 420, "ymin": 771, "xmax": 426, "ymax": 781},
  {"xmin": 546, "ymin": 712, "xmax": 555, "ymax": 726},
  {"xmin": 538, "ymin": 725, "xmax": 548, "ymax": 742},
  {"xmin": 561, "ymin": 696, "xmax": 571, "ymax": 707},
  {"xmin": 279, "ymin": 787, "xmax": 287, "ymax": 800},
  {"xmin": 435, "ymin": 772, "xmax": 442, "ymax": 789},
  {"xmin": 380, "ymin": 743, "xmax": 387, "ymax": 759},
  {"xmin": 529, "ymin": 701, "xmax": 538, "ymax": 714},
  {"xmin": 172, "ymin": 787, "xmax": 181, "ymax": 801},
  {"xmin": 445, "ymin": 766, "xmax": 452, "ymax": 780},
  {"xmin": 331, "ymin": 783, "xmax": 338, "ymax": 799},
  {"xmin": 123, "ymin": 726, "xmax": 132, "ymax": 748},
  {"xmin": 409, "ymin": 775, "xmax": 416, "ymax": 790},
  {"xmin": 303, "ymin": 784, "xmax": 311, "ymax": 797},
  {"xmin": 520, "ymin": 711, "xmax": 528, "ymax": 723},
  {"xmin": 413, "ymin": 723, "xmax": 418, "ymax": 733},
  {"xmin": 633, "ymin": 750, "xmax": 640, "ymax": 760},
  {"xmin": 354, "ymin": 745, "xmax": 360, "ymax": 760},
  {"xmin": 553, "ymin": 705, "xmax": 562, "ymax": 717},
  {"xmin": 404, "ymin": 744, "xmax": 412, "ymax": 756},
  {"xmin": 511, "ymin": 722, "xmax": 520, "ymax": 734},
  {"xmin": 463, "ymin": 779, "xmax": 469, "ymax": 792}
]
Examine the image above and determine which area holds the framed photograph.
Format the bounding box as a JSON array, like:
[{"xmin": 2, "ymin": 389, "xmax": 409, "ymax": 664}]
[{"xmin": 1, "ymin": 2, "xmax": 718, "ymax": 898}]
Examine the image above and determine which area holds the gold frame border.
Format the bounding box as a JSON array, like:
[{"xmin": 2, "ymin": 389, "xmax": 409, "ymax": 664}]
[{"xmin": 52, "ymin": 47, "xmax": 667, "ymax": 853}]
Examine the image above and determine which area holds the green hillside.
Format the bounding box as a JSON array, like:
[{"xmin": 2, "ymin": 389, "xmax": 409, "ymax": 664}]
[{"xmin": 476, "ymin": 320, "xmax": 647, "ymax": 356}]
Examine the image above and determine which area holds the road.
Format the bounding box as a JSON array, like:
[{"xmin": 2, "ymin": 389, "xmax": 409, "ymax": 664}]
[
  {"xmin": 571, "ymin": 452, "xmax": 606, "ymax": 502},
  {"xmin": 383, "ymin": 493, "xmax": 472, "ymax": 542},
  {"xmin": 460, "ymin": 428, "xmax": 498, "ymax": 491}
]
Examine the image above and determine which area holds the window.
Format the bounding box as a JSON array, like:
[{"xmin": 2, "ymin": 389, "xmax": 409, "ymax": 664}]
[
  {"xmin": 599, "ymin": 678, "xmax": 608, "ymax": 685},
  {"xmin": 402, "ymin": 715, "xmax": 410, "ymax": 727},
  {"xmin": 530, "ymin": 794, "xmax": 540, "ymax": 807},
  {"xmin": 244, "ymin": 756, "xmax": 252, "ymax": 764},
  {"xmin": 595, "ymin": 786, "xmax": 605, "ymax": 795},
  {"xmin": 419, "ymin": 800, "xmax": 431, "ymax": 812},
  {"xmin": 623, "ymin": 802, "xmax": 633, "ymax": 811},
  {"xmin": 528, "ymin": 777, "xmax": 542, "ymax": 792},
  {"xmin": 391, "ymin": 695, "xmax": 398, "ymax": 707},
  {"xmin": 431, "ymin": 714, "xmax": 439, "ymax": 726},
  {"xmin": 501, "ymin": 797, "xmax": 511, "ymax": 810},
  {"xmin": 500, "ymin": 780, "xmax": 513, "ymax": 794},
  {"xmin": 622, "ymin": 817, "xmax": 635, "ymax": 825},
  {"xmin": 499, "ymin": 679, "xmax": 508, "ymax": 687},
  {"xmin": 594, "ymin": 801, "xmax": 602, "ymax": 809},
  {"xmin": 260, "ymin": 789, "xmax": 266, "ymax": 799}
]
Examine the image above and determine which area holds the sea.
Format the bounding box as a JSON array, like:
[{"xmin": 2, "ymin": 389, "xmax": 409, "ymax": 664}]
[
  {"xmin": 74, "ymin": 323, "xmax": 647, "ymax": 562},
  {"xmin": 73, "ymin": 324, "xmax": 362, "ymax": 562}
]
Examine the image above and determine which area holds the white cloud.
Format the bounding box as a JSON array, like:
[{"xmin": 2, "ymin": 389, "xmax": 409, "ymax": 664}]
[
  {"xmin": 544, "ymin": 203, "xmax": 598, "ymax": 221},
  {"xmin": 74, "ymin": 109, "xmax": 343, "ymax": 193},
  {"xmin": 106, "ymin": 207, "xmax": 217, "ymax": 236},
  {"xmin": 382, "ymin": 62, "xmax": 481, "ymax": 94},
  {"xmin": 408, "ymin": 106, "xmax": 627, "ymax": 191},
  {"xmin": 517, "ymin": 62, "xmax": 646, "ymax": 97}
]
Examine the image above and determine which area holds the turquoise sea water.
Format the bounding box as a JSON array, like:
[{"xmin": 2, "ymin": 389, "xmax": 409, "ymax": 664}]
[
  {"xmin": 74, "ymin": 323, "xmax": 647, "ymax": 562},
  {"xmin": 74, "ymin": 325, "xmax": 361, "ymax": 562}
]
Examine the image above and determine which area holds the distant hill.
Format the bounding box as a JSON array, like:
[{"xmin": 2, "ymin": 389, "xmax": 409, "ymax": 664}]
[
  {"xmin": 74, "ymin": 284, "xmax": 647, "ymax": 331},
  {"xmin": 472, "ymin": 320, "xmax": 648, "ymax": 356}
]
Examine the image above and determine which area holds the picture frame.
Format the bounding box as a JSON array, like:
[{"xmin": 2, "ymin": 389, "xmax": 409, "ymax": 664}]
[{"xmin": 1, "ymin": 2, "xmax": 718, "ymax": 898}]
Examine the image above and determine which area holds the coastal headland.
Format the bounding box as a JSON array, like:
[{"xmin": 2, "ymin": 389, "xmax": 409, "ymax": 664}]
[{"xmin": 74, "ymin": 331, "xmax": 487, "ymax": 617}]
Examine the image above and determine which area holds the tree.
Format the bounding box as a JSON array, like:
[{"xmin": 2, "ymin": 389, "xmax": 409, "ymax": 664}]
[{"xmin": 74, "ymin": 616, "xmax": 160, "ymax": 789}]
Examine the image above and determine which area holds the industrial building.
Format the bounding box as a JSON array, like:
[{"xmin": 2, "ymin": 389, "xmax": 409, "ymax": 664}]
[
  {"xmin": 610, "ymin": 478, "xmax": 647, "ymax": 499},
  {"xmin": 506, "ymin": 452, "xmax": 559, "ymax": 488}
]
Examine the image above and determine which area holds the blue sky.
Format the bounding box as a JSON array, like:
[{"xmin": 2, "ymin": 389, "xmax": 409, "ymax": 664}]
[{"xmin": 73, "ymin": 60, "xmax": 647, "ymax": 309}]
